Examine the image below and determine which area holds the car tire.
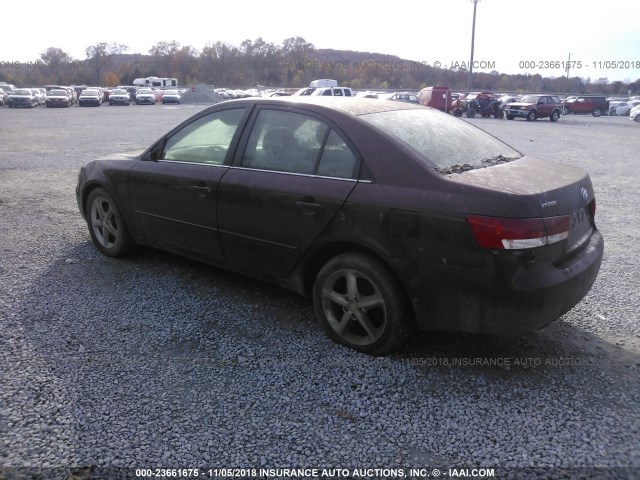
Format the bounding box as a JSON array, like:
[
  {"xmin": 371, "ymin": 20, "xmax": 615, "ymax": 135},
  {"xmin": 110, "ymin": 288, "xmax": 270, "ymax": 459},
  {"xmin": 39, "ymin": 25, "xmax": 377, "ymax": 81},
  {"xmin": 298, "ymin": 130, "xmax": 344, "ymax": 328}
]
[
  {"xmin": 466, "ymin": 108, "xmax": 476, "ymax": 118},
  {"xmin": 313, "ymin": 252, "xmax": 414, "ymax": 356},
  {"xmin": 526, "ymin": 110, "xmax": 537, "ymax": 121},
  {"xmin": 85, "ymin": 188, "xmax": 136, "ymax": 257},
  {"xmin": 635, "ymin": 114, "xmax": 640, "ymax": 123},
  {"xmin": 506, "ymin": 114, "xmax": 515, "ymax": 120},
  {"xmin": 592, "ymin": 108, "xmax": 602, "ymax": 117},
  {"xmin": 550, "ymin": 110, "xmax": 560, "ymax": 122}
]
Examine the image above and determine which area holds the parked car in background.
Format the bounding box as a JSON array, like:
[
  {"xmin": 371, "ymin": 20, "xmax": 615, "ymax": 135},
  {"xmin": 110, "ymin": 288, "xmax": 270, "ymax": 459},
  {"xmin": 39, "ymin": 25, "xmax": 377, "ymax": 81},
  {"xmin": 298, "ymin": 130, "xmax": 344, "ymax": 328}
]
[
  {"xmin": 135, "ymin": 88, "xmax": 156, "ymax": 105},
  {"xmin": 505, "ymin": 94, "xmax": 562, "ymax": 121},
  {"xmin": 630, "ymin": 104, "xmax": 640, "ymax": 122},
  {"xmin": 78, "ymin": 89, "xmax": 102, "ymax": 107},
  {"xmin": 29, "ymin": 88, "xmax": 46, "ymax": 106},
  {"xmin": 611, "ymin": 100, "xmax": 640, "ymax": 116},
  {"xmin": 76, "ymin": 97, "xmax": 603, "ymax": 355},
  {"xmin": 7, "ymin": 89, "xmax": 39, "ymax": 108},
  {"xmin": 498, "ymin": 95, "xmax": 520, "ymax": 110},
  {"xmin": 0, "ymin": 82, "xmax": 15, "ymax": 105},
  {"xmin": 45, "ymin": 89, "xmax": 71, "ymax": 108},
  {"xmin": 108, "ymin": 89, "xmax": 131, "ymax": 106},
  {"xmin": 0, "ymin": 82, "xmax": 16, "ymax": 94},
  {"xmin": 386, "ymin": 92, "xmax": 419, "ymax": 103},
  {"xmin": 161, "ymin": 89, "xmax": 181, "ymax": 104},
  {"xmin": 562, "ymin": 95, "xmax": 609, "ymax": 117}
]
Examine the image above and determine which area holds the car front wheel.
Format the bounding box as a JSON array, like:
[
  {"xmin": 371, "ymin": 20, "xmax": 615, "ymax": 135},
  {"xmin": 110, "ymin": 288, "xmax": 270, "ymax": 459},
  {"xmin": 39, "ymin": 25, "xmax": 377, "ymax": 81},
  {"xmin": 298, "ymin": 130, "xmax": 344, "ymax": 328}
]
[
  {"xmin": 592, "ymin": 108, "xmax": 602, "ymax": 117},
  {"xmin": 313, "ymin": 253, "xmax": 414, "ymax": 355},
  {"xmin": 526, "ymin": 110, "xmax": 537, "ymax": 121},
  {"xmin": 85, "ymin": 188, "xmax": 135, "ymax": 257}
]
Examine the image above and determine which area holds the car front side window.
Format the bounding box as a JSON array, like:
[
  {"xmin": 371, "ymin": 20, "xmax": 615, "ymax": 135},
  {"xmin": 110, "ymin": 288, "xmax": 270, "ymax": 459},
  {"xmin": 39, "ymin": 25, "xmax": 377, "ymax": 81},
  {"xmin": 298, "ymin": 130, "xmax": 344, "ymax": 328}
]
[{"xmin": 161, "ymin": 108, "xmax": 246, "ymax": 165}]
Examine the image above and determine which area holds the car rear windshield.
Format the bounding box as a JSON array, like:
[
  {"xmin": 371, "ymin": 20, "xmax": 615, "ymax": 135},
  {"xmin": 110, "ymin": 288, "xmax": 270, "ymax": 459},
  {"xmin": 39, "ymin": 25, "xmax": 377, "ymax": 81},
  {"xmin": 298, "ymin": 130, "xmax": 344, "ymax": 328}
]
[{"xmin": 359, "ymin": 108, "xmax": 522, "ymax": 173}]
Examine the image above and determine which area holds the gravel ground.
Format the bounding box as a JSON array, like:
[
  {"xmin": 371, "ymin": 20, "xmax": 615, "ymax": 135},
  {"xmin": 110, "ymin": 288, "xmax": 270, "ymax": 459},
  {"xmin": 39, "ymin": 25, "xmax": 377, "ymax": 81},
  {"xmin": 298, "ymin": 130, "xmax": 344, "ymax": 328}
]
[{"xmin": 0, "ymin": 104, "xmax": 639, "ymax": 480}]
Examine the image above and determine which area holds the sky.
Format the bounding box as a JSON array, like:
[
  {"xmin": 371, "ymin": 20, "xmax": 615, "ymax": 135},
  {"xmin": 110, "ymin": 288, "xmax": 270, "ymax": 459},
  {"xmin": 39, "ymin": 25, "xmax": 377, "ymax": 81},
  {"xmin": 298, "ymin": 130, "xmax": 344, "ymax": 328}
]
[{"xmin": 2, "ymin": 0, "xmax": 640, "ymax": 84}]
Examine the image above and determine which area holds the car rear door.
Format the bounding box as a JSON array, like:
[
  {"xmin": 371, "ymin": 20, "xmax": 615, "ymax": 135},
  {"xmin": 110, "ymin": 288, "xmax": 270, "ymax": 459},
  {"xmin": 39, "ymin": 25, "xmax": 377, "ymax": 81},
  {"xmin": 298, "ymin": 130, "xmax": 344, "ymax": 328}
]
[
  {"xmin": 127, "ymin": 107, "xmax": 247, "ymax": 260},
  {"xmin": 217, "ymin": 107, "xmax": 360, "ymax": 277}
]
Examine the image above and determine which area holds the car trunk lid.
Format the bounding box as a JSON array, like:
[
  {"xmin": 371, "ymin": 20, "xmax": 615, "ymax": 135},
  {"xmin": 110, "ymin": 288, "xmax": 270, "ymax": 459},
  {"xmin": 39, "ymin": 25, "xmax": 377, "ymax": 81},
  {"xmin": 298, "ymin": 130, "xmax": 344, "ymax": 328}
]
[{"xmin": 448, "ymin": 156, "xmax": 596, "ymax": 254}]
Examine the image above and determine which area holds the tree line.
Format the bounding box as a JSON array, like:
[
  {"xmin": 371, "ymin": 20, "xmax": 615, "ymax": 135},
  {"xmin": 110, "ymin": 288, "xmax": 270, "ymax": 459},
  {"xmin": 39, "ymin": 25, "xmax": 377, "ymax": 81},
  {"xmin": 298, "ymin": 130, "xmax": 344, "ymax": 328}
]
[{"xmin": 1, "ymin": 38, "xmax": 638, "ymax": 95}]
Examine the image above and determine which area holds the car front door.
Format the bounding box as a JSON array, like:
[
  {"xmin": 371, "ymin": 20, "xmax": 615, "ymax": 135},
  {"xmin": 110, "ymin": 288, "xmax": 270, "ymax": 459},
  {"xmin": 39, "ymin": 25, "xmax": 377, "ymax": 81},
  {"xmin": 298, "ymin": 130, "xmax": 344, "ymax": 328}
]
[
  {"xmin": 217, "ymin": 107, "xmax": 360, "ymax": 277},
  {"xmin": 537, "ymin": 96, "xmax": 550, "ymax": 116},
  {"xmin": 127, "ymin": 107, "xmax": 247, "ymax": 260}
]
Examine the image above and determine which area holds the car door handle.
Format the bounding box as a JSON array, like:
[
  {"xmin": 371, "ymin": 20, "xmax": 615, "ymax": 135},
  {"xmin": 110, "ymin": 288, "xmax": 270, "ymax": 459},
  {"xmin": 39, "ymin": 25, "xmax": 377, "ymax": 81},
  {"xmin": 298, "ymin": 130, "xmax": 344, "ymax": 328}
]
[
  {"xmin": 296, "ymin": 201, "xmax": 324, "ymax": 216},
  {"xmin": 190, "ymin": 185, "xmax": 213, "ymax": 198}
]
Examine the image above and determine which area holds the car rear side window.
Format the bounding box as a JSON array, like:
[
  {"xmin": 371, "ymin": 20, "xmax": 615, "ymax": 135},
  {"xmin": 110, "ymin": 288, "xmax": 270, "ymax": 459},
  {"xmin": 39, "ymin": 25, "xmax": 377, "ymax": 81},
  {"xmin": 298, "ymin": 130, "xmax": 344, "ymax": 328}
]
[
  {"xmin": 241, "ymin": 109, "xmax": 358, "ymax": 179},
  {"xmin": 162, "ymin": 108, "xmax": 245, "ymax": 165}
]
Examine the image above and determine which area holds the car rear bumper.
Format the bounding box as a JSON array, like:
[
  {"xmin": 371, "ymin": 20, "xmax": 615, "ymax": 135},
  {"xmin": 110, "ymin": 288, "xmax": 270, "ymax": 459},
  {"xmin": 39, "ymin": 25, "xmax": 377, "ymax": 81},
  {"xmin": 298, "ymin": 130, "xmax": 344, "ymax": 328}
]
[{"xmin": 390, "ymin": 229, "xmax": 604, "ymax": 335}]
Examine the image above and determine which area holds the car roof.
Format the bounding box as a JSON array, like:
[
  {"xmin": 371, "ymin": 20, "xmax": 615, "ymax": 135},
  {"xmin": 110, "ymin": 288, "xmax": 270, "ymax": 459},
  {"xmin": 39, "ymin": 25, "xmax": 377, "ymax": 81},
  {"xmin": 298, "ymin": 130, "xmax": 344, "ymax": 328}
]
[{"xmin": 212, "ymin": 96, "xmax": 425, "ymax": 117}]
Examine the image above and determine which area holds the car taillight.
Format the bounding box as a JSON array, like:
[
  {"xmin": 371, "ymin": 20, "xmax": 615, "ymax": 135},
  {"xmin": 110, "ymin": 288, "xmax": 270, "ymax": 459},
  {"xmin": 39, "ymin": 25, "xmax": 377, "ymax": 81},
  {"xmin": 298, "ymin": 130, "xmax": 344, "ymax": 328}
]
[{"xmin": 466, "ymin": 214, "xmax": 570, "ymax": 250}]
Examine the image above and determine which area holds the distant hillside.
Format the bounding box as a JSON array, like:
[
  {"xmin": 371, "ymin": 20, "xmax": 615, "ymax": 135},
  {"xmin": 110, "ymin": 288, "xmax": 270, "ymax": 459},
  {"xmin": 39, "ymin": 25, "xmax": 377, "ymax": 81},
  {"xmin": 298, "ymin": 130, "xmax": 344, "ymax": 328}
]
[{"xmin": 1, "ymin": 45, "xmax": 638, "ymax": 95}]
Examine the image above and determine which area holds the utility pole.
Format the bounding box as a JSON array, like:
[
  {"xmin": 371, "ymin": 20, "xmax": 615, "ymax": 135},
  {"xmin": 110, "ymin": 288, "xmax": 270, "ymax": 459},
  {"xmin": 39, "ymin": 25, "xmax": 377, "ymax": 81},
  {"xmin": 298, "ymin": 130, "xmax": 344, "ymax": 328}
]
[
  {"xmin": 468, "ymin": 0, "xmax": 480, "ymax": 90},
  {"xmin": 565, "ymin": 52, "xmax": 572, "ymax": 94}
]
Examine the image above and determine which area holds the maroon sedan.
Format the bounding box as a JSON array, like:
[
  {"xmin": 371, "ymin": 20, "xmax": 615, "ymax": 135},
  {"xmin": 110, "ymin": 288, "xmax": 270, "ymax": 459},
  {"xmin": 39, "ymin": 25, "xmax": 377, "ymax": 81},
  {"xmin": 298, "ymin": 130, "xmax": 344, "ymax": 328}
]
[{"xmin": 76, "ymin": 97, "xmax": 603, "ymax": 355}]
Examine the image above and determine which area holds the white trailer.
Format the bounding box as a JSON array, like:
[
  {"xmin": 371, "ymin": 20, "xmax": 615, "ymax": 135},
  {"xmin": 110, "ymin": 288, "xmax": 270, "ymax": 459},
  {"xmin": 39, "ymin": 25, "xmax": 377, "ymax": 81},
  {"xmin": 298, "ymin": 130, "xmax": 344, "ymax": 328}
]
[{"xmin": 133, "ymin": 76, "xmax": 178, "ymax": 88}]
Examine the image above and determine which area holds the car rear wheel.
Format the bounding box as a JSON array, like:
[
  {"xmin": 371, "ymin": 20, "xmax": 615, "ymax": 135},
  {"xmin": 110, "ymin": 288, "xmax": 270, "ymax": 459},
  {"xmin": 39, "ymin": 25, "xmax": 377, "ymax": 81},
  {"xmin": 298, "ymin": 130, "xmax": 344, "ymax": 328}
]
[
  {"xmin": 526, "ymin": 110, "xmax": 537, "ymax": 121},
  {"xmin": 86, "ymin": 188, "xmax": 135, "ymax": 257},
  {"xmin": 466, "ymin": 108, "xmax": 476, "ymax": 118},
  {"xmin": 635, "ymin": 114, "xmax": 640, "ymax": 122},
  {"xmin": 550, "ymin": 110, "xmax": 560, "ymax": 122},
  {"xmin": 592, "ymin": 108, "xmax": 602, "ymax": 117},
  {"xmin": 313, "ymin": 253, "xmax": 414, "ymax": 355},
  {"xmin": 506, "ymin": 114, "xmax": 515, "ymax": 120}
]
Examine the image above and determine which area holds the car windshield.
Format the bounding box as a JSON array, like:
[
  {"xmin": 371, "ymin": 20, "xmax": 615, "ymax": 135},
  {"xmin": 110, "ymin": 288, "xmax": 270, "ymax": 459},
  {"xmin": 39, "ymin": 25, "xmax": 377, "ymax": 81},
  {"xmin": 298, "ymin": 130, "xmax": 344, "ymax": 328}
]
[
  {"xmin": 82, "ymin": 90, "xmax": 98, "ymax": 95},
  {"xmin": 359, "ymin": 108, "xmax": 522, "ymax": 173},
  {"xmin": 112, "ymin": 89, "xmax": 126, "ymax": 94},
  {"xmin": 49, "ymin": 90, "xmax": 67, "ymax": 96},
  {"xmin": 138, "ymin": 89, "xmax": 152, "ymax": 94},
  {"xmin": 518, "ymin": 95, "xmax": 542, "ymax": 103},
  {"xmin": 13, "ymin": 89, "xmax": 31, "ymax": 95}
]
